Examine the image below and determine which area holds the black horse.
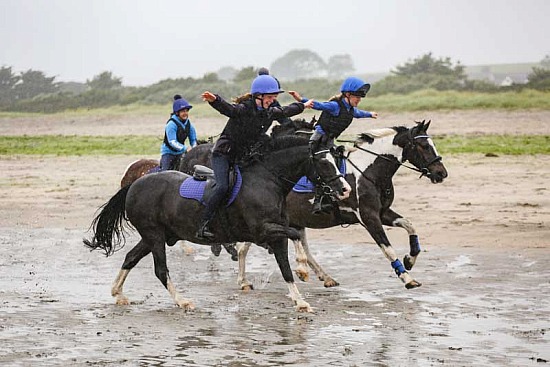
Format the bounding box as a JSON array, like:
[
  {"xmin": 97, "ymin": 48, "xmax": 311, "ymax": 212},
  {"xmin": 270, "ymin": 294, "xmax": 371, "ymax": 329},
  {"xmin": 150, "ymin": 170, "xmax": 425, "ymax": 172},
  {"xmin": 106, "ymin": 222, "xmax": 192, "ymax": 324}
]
[
  {"xmin": 84, "ymin": 135, "xmax": 350, "ymax": 312},
  {"xmin": 236, "ymin": 120, "xmax": 448, "ymax": 290}
]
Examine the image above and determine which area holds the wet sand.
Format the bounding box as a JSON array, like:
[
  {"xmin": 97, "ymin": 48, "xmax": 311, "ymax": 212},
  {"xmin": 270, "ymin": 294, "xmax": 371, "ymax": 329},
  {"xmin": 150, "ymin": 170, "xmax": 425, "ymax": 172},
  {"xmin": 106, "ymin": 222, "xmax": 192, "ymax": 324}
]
[{"xmin": 1, "ymin": 111, "xmax": 549, "ymax": 366}]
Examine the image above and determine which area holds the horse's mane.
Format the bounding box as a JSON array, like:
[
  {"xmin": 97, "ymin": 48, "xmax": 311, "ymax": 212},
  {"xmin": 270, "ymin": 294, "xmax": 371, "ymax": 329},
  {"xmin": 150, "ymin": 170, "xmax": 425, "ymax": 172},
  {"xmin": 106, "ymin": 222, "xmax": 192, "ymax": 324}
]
[
  {"xmin": 357, "ymin": 127, "xmax": 399, "ymax": 142},
  {"xmin": 269, "ymin": 134, "xmax": 309, "ymax": 152}
]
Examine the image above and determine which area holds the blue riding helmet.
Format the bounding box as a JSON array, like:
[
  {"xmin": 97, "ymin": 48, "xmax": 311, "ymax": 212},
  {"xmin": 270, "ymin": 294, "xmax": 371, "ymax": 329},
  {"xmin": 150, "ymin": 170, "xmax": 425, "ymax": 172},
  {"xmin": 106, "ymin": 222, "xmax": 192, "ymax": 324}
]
[
  {"xmin": 340, "ymin": 77, "xmax": 371, "ymax": 97},
  {"xmin": 173, "ymin": 95, "xmax": 193, "ymax": 113},
  {"xmin": 250, "ymin": 75, "xmax": 284, "ymax": 95}
]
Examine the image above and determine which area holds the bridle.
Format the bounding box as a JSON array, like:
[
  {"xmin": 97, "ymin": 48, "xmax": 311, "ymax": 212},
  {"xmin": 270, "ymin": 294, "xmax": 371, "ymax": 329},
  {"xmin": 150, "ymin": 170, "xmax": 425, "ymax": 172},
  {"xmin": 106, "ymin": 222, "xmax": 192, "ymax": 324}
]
[
  {"xmin": 246, "ymin": 144, "xmax": 344, "ymax": 196},
  {"xmin": 339, "ymin": 131, "xmax": 442, "ymax": 180},
  {"xmin": 306, "ymin": 148, "xmax": 345, "ymax": 195}
]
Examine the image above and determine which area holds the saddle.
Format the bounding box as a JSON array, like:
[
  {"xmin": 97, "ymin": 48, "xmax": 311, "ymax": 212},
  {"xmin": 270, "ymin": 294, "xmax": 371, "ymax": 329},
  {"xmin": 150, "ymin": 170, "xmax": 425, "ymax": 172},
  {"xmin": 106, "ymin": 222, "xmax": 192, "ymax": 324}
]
[
  {"xmin": 179, "ymin": 164, "xmax": 242, "ymax": 207},
  {"xmin": 292, "ymin": 155, "xmax": 347, "ymax": 193}
]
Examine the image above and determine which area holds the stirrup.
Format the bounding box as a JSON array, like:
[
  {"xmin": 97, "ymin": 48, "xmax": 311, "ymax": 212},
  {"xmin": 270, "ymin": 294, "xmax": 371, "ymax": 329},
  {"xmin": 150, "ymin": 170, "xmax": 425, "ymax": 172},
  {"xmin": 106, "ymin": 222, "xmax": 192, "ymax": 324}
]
[{"xmin": 196, "ymin": 223, "xmax": 214, "ymax": 239}]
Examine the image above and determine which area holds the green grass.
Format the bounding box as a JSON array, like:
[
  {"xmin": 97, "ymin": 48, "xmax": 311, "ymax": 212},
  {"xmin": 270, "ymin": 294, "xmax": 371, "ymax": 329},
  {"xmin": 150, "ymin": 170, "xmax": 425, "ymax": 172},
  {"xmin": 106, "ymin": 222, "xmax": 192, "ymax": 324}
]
[
  {"xmin": 1, "ymin": 134, "xmax": 549, "ymax": 156},
  {"xmin": 0, "ymin": 135, "xmax": 161, "ymax": 156},
  {"xmin": 434, "ymin": 135, "xmax": 550, "ymax": 155}
]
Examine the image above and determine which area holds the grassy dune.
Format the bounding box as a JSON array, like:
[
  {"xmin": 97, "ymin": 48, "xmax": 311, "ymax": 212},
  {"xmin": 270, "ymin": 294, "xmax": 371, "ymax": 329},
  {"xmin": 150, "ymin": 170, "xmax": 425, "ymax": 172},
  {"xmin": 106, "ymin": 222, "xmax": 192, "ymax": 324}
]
[
  {"xmin": 1, "ymin": 89, "xmax": 549, "ymax": 120},
  {"xmin": 1, "ymin": 134, "xmax": 548, "ymax": 156}
]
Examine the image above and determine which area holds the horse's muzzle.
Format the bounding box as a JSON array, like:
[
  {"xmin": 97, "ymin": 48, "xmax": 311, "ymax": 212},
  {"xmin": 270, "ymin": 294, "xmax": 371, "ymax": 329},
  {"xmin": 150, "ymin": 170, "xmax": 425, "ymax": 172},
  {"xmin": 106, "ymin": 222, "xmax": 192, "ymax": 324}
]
[
  {"xmin": 337, "ymin": 180, "xmax": 352, "ymax": 200},
  {"xmin": 427, "ymin": 165, "xmax": 448, "ymax": 184}
]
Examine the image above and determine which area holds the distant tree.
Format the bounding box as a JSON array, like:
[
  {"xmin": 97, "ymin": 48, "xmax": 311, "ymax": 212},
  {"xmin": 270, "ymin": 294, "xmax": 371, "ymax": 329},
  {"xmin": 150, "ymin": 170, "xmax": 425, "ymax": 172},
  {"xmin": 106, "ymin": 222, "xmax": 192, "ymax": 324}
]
[
  {"xmin": 373, "ymin": 53, "xmax": 468, "ymax": 94},
  {"xmin": 12, "ymin": 69, "xmax": 59, "ymax": 100},
  {"xmin": 270, "ymin": 49, "xmax": 327, "ymax": 81},
  {"xmin": 327, "ymin": 54, "xmax": 355, "ymax": 79},
  {"xmin": 201, "ymin": 72, "xmax": 220, "ymax": 83},
  {"xmin": 233, "ymin": 66, "xmax": 257, "ymax": 83},
  {"xmin": 217, "ymin": 66, "xmax": 238, "ymax": 81},
  {"xmin": 526, "ymin": 66, "xmax": 550, "ymax": 90},
  {"xmin": 540, "ymin": 55, "xmax": 550, "ymax": 69},
  {"xmin": 87, "ymin": 71, "xmax": 122, "ymax": 90},
  {"xmin": 393, "ymin": 52, "xmax": 466, "ymax": 80},
  {"xmin": 0, "ymin": 66, "xmax": 21, "ymax": 104}
]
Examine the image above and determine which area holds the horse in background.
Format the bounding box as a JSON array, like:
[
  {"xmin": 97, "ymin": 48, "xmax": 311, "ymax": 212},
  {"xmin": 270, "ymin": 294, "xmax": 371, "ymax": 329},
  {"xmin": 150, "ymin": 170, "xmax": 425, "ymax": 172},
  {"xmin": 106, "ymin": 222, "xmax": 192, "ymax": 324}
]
[
  {"xmin": 84, "ymin": 135, "xmax": 351, "ymax": 312},
  {"xmin": 119, "ymin": 139, "xmax": 209, "ymax": 187}
]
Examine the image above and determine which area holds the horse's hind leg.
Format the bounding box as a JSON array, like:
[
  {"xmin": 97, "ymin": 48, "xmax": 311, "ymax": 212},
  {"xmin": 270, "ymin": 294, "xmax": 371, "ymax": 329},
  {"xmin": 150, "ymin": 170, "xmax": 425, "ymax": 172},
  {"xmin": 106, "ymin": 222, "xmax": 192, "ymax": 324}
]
[
  {"xmin": 236, "ymin": 242, "xmax": 253, "ymax": 290},
  {"xmin": 381, "ymin": 208, "xmax": 421, "ymax": 271},
  {"xmin": 270, "ymin": 238, "xmax": 312, "ymax": 313},
  {"xmin": 291, "ymin": 230, "xmax": 310, "ymax": 282},
  {"xmin": 299, "ymin": 229, "xmax": 339, "ymax": 287},
  {"xmin": 112, "ymin": 239, "xmax": 152, "ymax": 305}
]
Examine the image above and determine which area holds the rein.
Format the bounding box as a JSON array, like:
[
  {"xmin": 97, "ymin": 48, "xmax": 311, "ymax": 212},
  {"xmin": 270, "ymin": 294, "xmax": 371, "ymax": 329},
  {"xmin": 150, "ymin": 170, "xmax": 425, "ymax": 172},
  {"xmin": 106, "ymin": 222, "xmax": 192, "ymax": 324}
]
[
  {"xmin": 338, "ymin": 135, "xmax": 441, "ymax": 179},
  {"xmin": 251, "ymin": 147, "xmax": 341, "ymax": 194}
]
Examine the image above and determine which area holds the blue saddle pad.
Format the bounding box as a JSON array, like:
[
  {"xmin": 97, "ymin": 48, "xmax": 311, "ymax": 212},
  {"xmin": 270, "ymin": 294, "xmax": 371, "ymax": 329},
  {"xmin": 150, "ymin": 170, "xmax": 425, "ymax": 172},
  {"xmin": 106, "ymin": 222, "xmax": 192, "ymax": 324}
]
[
  {"xmin": 179, "ymin": 166, "xmax": 242, "ymax": 207},
  {"xmin": 292, "ymin": 158, "xmax": 347, "ymax": 193}
]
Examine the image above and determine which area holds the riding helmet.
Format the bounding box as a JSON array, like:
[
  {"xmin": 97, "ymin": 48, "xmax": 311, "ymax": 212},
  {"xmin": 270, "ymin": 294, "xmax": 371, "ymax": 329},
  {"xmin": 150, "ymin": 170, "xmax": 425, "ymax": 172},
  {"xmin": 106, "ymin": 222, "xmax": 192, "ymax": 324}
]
[
  {"xmin": 340, "ymin": 77, "xmax": 371, "ymax": 97},
  {"xmin": 172, "ymin": 94, "xmax": 193, "ymax": 113},
  {"xmin": 250, "ymin": 75, "xmax": 284, "ymax": 95}
]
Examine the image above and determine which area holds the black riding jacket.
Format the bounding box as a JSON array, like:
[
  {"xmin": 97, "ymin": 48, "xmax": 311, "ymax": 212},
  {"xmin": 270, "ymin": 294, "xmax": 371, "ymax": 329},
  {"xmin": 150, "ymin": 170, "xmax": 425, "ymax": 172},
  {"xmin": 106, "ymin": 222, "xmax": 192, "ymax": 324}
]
[{"xmin": 209, "ymin": 95, "xmax": 305, "ymax": 160}]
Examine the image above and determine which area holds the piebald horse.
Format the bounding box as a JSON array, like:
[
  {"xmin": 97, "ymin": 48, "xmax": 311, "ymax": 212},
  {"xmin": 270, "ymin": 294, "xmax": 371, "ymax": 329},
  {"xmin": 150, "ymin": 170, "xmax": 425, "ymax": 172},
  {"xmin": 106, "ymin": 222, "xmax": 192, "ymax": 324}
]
[{"xmin": 236, "ymin": 121, "xmax": 448, "ymax": 290}]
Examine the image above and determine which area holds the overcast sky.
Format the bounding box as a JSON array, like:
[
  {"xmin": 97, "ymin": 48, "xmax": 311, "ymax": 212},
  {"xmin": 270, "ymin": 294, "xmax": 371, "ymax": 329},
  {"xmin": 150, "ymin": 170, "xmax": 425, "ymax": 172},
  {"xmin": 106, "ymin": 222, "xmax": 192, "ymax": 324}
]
[{"xmin": 1, "ymin": 0, "xmax": 548, "ymax": 86}]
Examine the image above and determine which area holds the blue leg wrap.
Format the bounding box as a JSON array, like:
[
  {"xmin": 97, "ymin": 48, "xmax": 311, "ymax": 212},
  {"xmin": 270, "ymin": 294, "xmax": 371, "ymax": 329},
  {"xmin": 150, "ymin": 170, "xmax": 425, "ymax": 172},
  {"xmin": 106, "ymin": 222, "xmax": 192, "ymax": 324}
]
[
  {"xmin": 409, "ymin": 235, "xmax": 421, "ymax": 257},
  {"xmin": 391, "ymin": 259, "xmax": 406, "ymax": 276}
]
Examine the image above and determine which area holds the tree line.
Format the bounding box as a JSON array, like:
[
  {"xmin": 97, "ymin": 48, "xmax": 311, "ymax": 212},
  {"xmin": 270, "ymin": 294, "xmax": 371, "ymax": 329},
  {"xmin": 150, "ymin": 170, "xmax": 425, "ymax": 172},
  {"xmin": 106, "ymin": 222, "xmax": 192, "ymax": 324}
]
[{"xmin": 1, "ymin": 51, "xmax": 549, "ymax": 113}]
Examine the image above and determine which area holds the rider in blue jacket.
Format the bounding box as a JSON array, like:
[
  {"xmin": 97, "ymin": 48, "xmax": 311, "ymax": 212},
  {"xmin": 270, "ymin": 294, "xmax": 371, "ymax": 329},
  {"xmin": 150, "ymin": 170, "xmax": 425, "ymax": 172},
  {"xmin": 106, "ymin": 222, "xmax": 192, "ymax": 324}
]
[
  {"xmin": 159, "ymin": 95, "xmax": 198, "ymax": 171},
  {"xmin": 289, "ymin": 76, "xmax": 378, "ymax": 213}
]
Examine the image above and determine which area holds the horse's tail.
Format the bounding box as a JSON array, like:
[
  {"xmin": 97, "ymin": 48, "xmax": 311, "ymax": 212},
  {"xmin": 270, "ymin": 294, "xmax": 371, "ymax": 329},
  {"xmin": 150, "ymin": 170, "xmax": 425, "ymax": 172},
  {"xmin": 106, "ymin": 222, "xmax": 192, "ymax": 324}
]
[{"xmin": 83, "ymin": 184, "xmax": 132, "ymax": 257}]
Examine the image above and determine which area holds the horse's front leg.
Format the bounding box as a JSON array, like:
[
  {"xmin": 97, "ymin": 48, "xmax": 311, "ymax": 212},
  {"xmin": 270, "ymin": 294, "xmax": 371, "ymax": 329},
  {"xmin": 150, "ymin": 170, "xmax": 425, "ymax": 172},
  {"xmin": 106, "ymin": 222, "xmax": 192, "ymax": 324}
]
[
  {"xmin": 299, "ymin": 228, "xmax": 339, "ymax": 287},
  {"xmin": 361, "ymin": 209, "xmax": 422, "ymax": 289},
  {"xmin": 270, "ymin": 237, "xmax": 313, "ymax": 312},
  {"xmin": 236, "ymin": 242, "xmax": 253, "ymax": 291},
  {"xmin": 381, "ymin": 208, "xmax": 421, "ymax": 271},
  {"xmin": 149, "ymin": 235, "xmax": 194, "ymax": 310}
]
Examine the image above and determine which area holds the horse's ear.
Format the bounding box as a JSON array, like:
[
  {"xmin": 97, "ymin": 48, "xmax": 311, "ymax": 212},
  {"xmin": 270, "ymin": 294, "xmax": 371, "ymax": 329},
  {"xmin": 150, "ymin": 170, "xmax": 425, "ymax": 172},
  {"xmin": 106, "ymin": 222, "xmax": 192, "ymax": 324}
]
[
  {"xmin": 425, "ymin": 120, "xmax": 431, "ymax": 131},
  {"xmin": 311, "ymin": 115, "xmax": 317, "ymax": 124}
]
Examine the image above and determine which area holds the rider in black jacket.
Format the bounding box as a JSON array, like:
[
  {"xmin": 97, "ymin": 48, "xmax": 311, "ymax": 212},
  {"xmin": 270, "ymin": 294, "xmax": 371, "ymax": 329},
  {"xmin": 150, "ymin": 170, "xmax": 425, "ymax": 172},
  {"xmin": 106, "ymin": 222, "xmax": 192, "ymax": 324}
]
[{"xmin": 197, "ymin": 75, "xmax": 313, "ymax": 239}]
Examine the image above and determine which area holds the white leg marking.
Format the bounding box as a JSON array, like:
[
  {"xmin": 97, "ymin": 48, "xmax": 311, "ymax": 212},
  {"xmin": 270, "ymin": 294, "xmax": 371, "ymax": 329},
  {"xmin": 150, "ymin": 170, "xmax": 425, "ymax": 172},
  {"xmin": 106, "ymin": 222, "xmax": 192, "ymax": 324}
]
[
  {"xmin": 393, "ymin": 217, "xmax": 416, "ymax": 236},
  {"xmin": 287, "ymin": 282, "xmax": 313, "ymax": 313},
  {"xmin": 292, "ymin": 239, "xmax": 309, "ymax": 282},
  {"xmin": 112, "ymin": 269, "xmax": 130, "ymax": 305},
  {"xmin": 167, "ymin": 277, "xmax": 194, "ymax": 310},
  {"xmin": 236, "ymin": 242, "xmax": 253, "ymax": 290}
]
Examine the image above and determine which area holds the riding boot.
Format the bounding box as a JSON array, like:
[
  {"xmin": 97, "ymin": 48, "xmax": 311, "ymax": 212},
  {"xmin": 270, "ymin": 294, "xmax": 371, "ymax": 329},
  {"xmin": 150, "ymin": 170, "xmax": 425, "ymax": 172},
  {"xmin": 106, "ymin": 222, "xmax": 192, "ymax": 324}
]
[
  {"xmin": 308, "ymin": 139, "xmax": 321, "ymax": 156},
  {"xmin": 196, "ymin": 220, "xmax": 215, "ymax": 240},
  {"xmin": 311, "ymin": 187, "xmax": 323, "ymax": 215}
]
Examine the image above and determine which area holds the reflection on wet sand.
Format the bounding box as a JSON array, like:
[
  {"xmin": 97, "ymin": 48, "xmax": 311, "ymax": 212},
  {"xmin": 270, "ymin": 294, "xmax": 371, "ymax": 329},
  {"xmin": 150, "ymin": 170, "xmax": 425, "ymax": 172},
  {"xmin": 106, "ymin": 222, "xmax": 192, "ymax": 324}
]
[{"xmin": 0, "ymin": 228, "xmax": 548, "ymax": 366}]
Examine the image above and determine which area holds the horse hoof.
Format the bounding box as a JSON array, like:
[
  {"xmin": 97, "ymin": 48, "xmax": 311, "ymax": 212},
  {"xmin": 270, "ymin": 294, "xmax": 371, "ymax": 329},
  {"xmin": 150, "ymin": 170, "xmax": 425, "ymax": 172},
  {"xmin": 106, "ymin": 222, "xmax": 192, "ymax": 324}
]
[
  {"xmin": 295, "ymin": 270, "xmax": 309, "ymax": 282},
  {"xmin": 115, "ymin": 296, "xmax": 130, "ymax": 305},
  {"xmin": 323, "ymin": 278, "xmax": 340, "ymax": 287},
  {"xmin": 404, "ymin": 255, "xmax": 416, "ymax": 271},
  {"xmin": 295, "ymin": 301, "xmax": 313, "ymax": 313},
  {"xmin": 405, "ymin": 280, "xmax": 422, "ymax": 289},
  {"xmin": 241, "ymin": 284, "xmax": 254, "ymax": 291},
  {"xmin": 177, "ymin": 300, "xmax": 195, "ymax": 311},
  {"xmin": 210, "ymin": 244, "xmax": 222, "ymax": 256}
]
